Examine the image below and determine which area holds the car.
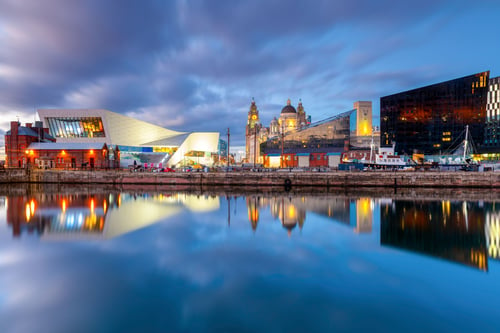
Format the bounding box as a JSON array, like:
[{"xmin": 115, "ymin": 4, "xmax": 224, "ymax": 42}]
[{"xmin": 161, "ymin": 167, "xmax": 176, "ymax": 172}]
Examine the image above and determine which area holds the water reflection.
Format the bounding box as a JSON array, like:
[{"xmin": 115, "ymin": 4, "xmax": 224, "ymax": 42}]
[
  {"xmin": 380, "ymin": 200, "xmax": 488, "ymax": 271},
  {"xmin": 6, "ymin": 192, "xmax": 219, "ymax": 240},
  {"xmin": 3, "ymin": 190, "xmax": 500, "ymax": 271},
  {"xmin": 246, "ymin": 196, "xmax": 372, "ymax": 236}
]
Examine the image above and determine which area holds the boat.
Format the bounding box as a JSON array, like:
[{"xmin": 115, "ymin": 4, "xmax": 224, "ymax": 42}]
[
  {"xmin": 359, "ymin": 139, "xmax": 407, "ymax": 169},
  {"xmin": 433, "ymin": 125, "xmax": 479, "ymax": 171}
]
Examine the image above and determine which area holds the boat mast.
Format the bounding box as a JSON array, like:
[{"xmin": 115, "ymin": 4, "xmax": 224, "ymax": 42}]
[
  {"xmin": 463, "ymin": 125, "xmax": 469, "ymax": 161},
  {"xmin": 369, "ymin": 134, "xmax": 374, "ymax": 163}
]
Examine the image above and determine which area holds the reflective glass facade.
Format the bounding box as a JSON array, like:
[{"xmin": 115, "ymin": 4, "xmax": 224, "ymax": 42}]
[
  {"xmin": 381, "ymin": 72, "xmax": 489, "ymax": 155},
  {"xmin": 46, "ymin": 117, "xmax": 105, "ymax": 138},
  {"xmin": 485, "ymin": 76, "xmax": 500, "ymax": 152},
  {"xmin": 260, "ymin": 110, "xmax": 353, "ymax": 154}
]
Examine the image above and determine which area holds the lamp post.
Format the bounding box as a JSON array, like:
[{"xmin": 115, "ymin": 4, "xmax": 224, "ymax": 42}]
[
  {"xmin": 281, "ymin": 123, "xmax": 285, "ymax": 168},
  {"xmin": 253, "ymin": 126, "xmax": 257, "ymax": 169},
  {"xmin": 227, "ymin": 127, "xmax": 230, "ymax": 168}
]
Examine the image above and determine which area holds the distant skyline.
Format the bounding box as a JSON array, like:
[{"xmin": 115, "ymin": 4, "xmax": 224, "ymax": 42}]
[{"xmin": 1, "ymin": 0, "xmax": 500, "ymax": 152}]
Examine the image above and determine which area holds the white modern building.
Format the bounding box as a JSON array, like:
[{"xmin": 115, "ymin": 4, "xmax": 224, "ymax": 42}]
[{"xmin": 37, "ymin": 109, "xmax": 220, "ymax": 168}]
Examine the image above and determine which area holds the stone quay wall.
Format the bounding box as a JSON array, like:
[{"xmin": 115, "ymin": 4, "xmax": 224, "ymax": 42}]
[{"xmin": 1, "ymin": 168, "xmax": 500, "ymax": 188}]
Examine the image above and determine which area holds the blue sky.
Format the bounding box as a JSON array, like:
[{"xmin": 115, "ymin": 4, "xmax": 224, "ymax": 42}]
[{"xmin": 1, "ymin": 0, "xmax": 500, "ymax": 148}]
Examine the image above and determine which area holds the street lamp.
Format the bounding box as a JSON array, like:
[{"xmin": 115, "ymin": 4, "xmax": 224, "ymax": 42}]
[
  {"xmin": 253, "ymin": 126, "xmax": 257, "ymax": 169},
  {"xmin": 281, "ymin": 123, "xmax": 285, "ymax": 168},
  {"xmin": 227, "ymin": 127, "xmax": 230, "ymax": 168}
]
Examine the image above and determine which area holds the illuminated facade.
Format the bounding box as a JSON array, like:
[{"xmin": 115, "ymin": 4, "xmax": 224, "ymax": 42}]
[
  {"xmin": 37, "ymin": 109, "xmax": 220, "ymax": 167},
  {"xmin": 245, "ymin": 99, "xmax": 263, "ymax": 165},
  {"xmin": 381, "ymin": 72, "xmax": 489, "ymax": 155},
  {"xmin": 485, "ymin": 76, "xmax": 500, "ymax": 154},
  {"xmin": 27, "ymin": 142, "xmax": 116, "ymax": 169},
  {"xmin": 261, "ymin": 109, "xmax": 353, "ymax": 168},
  {"xmin": 4, "ymin": 121, "xmax": 55, "ymax": 168},
  {"xmin": 350, "ymin": 101, "xmax": 374, "ymax": 149},
  {"xmin": 245, "ymin": 99, "xmax": 310, "ymax": 164},
  {"xmin": 246, "ymin": 98, "xmax": 374, "ymax": 168},
  {"xmin": 353, "ymin": 101, "xmax": 372, "ymax": 136}
]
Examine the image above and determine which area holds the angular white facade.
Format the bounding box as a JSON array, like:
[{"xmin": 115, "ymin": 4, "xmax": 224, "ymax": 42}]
[{"xmin": 37, "ymin": 109, "xmax": 220, "ymax": 167}]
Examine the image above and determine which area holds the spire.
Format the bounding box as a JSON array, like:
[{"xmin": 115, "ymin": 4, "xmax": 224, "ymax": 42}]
[
  {"xmin": 250, "ymin": 98, "xmax": 258, "ymax": 113},
  {"xmin": 287, "ymin": 98, "xmax": 291, "ymax": 106},
  {"xmin": 297, "ymin": 99, "xmax": 304, "ymax": 114}
]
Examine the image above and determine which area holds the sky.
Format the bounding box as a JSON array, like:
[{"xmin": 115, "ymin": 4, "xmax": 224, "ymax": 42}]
[{"xmin": 1, "ymin": 0, "xmax": 500, "ymax": 152}]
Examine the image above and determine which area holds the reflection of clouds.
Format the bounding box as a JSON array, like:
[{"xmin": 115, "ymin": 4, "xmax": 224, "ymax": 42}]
[
  {"xmin": 0, "ymin": 248, "xmax": 83, "ymax": 333},
  {"xmin": 0, "ymin": 249, "xmax": 24, "ymax": 267},
  {"xmin": 0, "ymin": 195, "xmax": 499, "ymax": 332}
]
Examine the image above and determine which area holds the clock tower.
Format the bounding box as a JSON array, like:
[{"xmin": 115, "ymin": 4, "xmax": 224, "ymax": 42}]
[{"xmin": 245, "ymin": 98, "xmax": 262, "ymax": 164}]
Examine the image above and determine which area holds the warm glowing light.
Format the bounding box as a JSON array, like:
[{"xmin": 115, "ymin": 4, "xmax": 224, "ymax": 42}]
[
  {"xmin": 62, "ymin": 199, "xmax": 67, "ymax": 212},
  {"xmin": 359, "ymin": 198, "xmax": 371, "ymax": 215},
  {"xmin": 90, "ymin": 198, "xmax": 95, "ymax": 213},
  {"xmin": 29, "ymin": 150, "xmax": 34, "ymax": 155},
  {"xmin": 103, "ymin": 200, "xmax": 107, "ymax": 213},
  {"xmin": 25, "ymin": 203, "xmax": 31, "ymax": 221},
  {"xmin": 248, "ymin": 207, "xmax": 259, "ymax": 223},
  {"xmin": 25, "ymin": 150, "xmax": 29, "ymax": 154},
  {"xmin": 287, "ymin": 205, "xmax": 296, "ymax": 219},
  {"xmin": 30, "ymin": 199, "xmax": 35, "ymax": 216},
  {"xmin": 90, "ymin": 149, "xmax": 94, "ymax": 154},
  {"xmin": 61, "ymin": 150, "xmax": 66, "ymax": 156}
]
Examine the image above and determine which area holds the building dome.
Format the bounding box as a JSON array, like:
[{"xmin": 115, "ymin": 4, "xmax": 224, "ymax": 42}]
[{"xmin": 281, "ymin": 99, "xmax": 296, "ymax": 114}]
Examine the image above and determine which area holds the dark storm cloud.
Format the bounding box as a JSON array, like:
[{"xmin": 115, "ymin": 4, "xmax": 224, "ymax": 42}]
[
  {"xmin": 0, "ymin": 0, "xmax": 181, "ymax": 107},
  {"xmin": 187, "ymin": 0, "xmax": 449, "ymax": 43},
  {"xmin": 1, "ymin": 0, "xmax": 498, "ymax": 147}
]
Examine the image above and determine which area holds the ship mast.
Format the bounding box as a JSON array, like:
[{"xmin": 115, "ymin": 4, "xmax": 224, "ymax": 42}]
[
  {"xmin": 463, "ymin": 125, "xmax": 469, "ymax": 161},
  {"xmin": 369, "ymin": 134, "xmax": 375, "ymax": 163}
]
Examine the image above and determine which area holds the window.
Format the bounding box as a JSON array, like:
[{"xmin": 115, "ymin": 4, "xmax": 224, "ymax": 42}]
[{"xmin": 47, "ymin": 117, "xmax": 105, "ymax": 138}]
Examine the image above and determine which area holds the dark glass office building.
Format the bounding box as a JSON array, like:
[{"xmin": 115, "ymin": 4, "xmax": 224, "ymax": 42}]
[{"xmin": 380, "ymin": 72, "xmax": 489, "ymax": 155}]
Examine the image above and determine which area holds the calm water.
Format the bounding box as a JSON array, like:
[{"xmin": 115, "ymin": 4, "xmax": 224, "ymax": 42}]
[{"xmin": 0, "ymin": 187, "xmax": 499, "ymax": 333}]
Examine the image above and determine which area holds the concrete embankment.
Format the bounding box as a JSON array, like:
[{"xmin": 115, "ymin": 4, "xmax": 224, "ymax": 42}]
[
  {"xmin": 1, "ymin": 168, "xmax": 500, "ymax": 188},
  {"xmin": 1, "ymin": 182, "xmax": 498, "ymax": 202}
]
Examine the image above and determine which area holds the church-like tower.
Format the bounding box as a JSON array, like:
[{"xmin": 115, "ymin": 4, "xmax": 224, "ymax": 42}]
[
  {"xmin": 245, "ymin": 98, "xmax": 262, "ymax": 164},
  {"xmin": 297, "ymin": 99, "xmax": 307, "ymax": 129}
]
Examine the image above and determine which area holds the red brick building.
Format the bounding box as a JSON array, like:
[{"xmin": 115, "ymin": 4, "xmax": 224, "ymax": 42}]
[
  {"xmin": 5, "ymin": 120, "xmax": 119, "ymax": 169},
  {"xmin": 27, "ymin": 142, "xmax": 119, "ymax": 169},
  {"xmin": 5, "ymin": 121, "xmax": 56, "ymax": 168}
]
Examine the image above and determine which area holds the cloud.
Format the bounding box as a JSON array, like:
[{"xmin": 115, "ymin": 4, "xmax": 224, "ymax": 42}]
[
  {"xmin": 0, "ymin": 0, "xmax": 181, "ymax": 108},
  {"xmin": 1, "ymin": 0, "xmax": 500, "ymax": 146}
]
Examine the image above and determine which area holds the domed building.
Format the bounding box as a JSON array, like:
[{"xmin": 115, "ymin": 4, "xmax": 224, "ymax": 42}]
[
  {"xmin": 246, "ymin": 98, "xmax": 308, "ymax": 164},
  {"xmin": 245, "ymin": 98, "xmax": 373, "ymax": 168},
  {"xmin": 266, "ymin": 99, "xmax": 309, "ymax": 138}
]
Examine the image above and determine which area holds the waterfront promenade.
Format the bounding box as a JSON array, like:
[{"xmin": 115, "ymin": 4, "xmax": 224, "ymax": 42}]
[{"xmin": 2, "ymin": 168, "xmax": 500, "ymax": 188}]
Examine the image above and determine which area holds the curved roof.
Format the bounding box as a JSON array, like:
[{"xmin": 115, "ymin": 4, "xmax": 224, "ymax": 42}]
[{"xmin": 281, "ymin": 99, "xmax": 296, "ymax": 114}]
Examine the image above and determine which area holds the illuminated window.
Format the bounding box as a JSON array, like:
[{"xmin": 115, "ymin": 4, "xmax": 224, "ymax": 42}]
[{"xmin": 47, "ymin": 117, "xmax": 105, "ymax": 138}]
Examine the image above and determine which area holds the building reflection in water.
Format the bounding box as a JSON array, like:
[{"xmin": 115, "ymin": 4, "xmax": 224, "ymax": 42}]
[
  {"xmin": 380, "ymin": 200, "xmax": 488, "ymax": 271},
  {"xmin": 485, "ymin": 203, "xmax": 500, "ymax": 260},
  {"xmin": 6, "ymin": 190, "xmax": 499, "ymax": 272},
  {"xmin": 6, "ymin": 192, "xmax": 219, "ymax": 240},
  {"xmin": 246, "ymin": 195, "xmax": 373, "ymax": 236}
]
